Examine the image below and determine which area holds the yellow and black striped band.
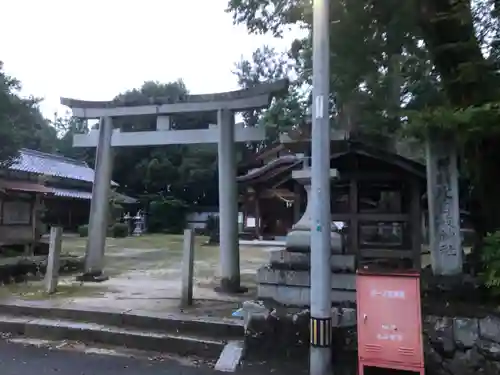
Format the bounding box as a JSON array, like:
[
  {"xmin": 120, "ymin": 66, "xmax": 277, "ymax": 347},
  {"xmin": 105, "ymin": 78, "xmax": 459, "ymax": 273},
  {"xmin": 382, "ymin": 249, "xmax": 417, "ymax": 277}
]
[{"xmin": 310, "ymin": 317, "xmax": 332, "ymax": 347}]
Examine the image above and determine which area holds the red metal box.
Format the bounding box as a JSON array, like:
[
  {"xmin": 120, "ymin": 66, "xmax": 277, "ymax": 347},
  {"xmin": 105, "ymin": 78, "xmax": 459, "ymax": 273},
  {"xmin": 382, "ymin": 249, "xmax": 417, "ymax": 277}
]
[{"xmin": 356, "ymin": 270, "xmax": 424, "ymax": 374}]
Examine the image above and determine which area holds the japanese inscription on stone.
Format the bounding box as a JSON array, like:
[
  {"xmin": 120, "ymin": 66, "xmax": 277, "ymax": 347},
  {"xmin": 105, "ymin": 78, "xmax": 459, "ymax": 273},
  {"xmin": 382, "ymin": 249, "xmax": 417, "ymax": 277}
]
[{"xmin": 434, "ymin": 152, "xmax": 459, "ymax": 257}]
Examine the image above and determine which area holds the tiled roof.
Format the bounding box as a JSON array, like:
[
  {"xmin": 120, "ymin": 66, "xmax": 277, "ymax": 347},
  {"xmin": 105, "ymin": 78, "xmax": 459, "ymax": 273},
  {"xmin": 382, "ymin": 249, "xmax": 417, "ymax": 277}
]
[
  {"xmin": 51, "ymin": 188, "xmax": 92, "ymax": 200},
  {"xmin": 9, "ymin": 149, "xmax": 118, "ymax": 186},
  {"xmin": 0, "ymin": 179, "xmax": 53, "ymax": 194},
  {"xmin": 51, "ymin": 187, "xmax": 137, "ymax": 204}
]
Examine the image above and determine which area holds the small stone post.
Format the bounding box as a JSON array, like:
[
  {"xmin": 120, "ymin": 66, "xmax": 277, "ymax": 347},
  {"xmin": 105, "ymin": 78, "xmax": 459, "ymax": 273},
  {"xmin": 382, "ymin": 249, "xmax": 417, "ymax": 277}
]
[
  {"xmin": 181, "ymin": 229, "xmax": 195, "ymax": 307},
  {"xmin": 45, "ymin": 226, "xmax": 62, "ymax": 294}
]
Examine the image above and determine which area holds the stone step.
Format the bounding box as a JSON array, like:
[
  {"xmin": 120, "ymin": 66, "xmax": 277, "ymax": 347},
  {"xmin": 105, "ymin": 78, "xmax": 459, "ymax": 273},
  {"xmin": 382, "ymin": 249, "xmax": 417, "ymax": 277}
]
[
  {"xmin": 257, "ymin": 267, "xmax": 356, "ymax": 290},
  {"xmin": 0, "ymin": 314, "xmax": 231, "ymax": 359},
  {"xmin": 0, "ymin": 301, "xmax": 244, "ymax": 340},
  {"xmin": 258, "ymin": 284, "xmax": 356, "ymax": 306},
  {"xmin": 269, "ymin": 250, "xmax": 355, "ymax": 272}
]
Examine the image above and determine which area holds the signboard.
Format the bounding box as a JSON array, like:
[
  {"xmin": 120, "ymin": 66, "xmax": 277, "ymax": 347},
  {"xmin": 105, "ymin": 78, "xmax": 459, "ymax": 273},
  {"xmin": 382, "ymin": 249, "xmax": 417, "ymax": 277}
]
[
  {"xmin": 356, "ymin": 270, "xmax": 425, "ymax": 375},
  {"xmin": 2, "ymin": 200, "xmax": 32, "ymax": 225}
]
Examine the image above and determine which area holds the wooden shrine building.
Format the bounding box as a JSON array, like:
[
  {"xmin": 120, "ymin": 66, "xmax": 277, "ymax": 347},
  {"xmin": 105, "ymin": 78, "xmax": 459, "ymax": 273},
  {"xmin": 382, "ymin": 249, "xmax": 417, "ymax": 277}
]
[{"xmin": 237, "ymin": 136, "xmax": 427, "ymax": 268}]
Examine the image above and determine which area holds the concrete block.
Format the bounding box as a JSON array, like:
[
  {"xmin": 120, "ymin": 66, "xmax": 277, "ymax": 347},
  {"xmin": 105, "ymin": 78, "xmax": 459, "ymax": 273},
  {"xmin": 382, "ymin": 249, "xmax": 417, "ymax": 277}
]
[
  {"xmin": 269, "ymin": 250, "xmax": 355, "ymax": 271},
  {"xmin": 285, "ymin": 230, "xmax": 342, "ymax": 253},
  {"xmin": 453, "ymin": 318, "xmax": 479, "ymax": 349},
  {"xmin": 480, "ymin": 316, "xmax": 500, "ymax": 344},
  {"xmin": 215, "ymin": 340, "xmax": 245, "ymax": 372},
  {"xmin": 256, "ymin": 267, "xmax": 356, "ymax": 290},
  {"xmin": 257, "ymin": 284, "xmax": 356, "ymax": 306}
]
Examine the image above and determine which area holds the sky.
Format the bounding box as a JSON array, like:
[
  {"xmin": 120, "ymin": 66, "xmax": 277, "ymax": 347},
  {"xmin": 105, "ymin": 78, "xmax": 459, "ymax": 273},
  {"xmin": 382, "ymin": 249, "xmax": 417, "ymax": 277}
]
[{"xmin": 0, "ymin": 0, "xmax": 304, "ymax": 119}]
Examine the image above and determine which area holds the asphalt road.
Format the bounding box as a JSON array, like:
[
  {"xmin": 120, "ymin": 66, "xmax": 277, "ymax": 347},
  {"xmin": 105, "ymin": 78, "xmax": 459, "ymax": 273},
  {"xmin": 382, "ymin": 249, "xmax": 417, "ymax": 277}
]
[{"xmin": 0, "ymin": 340, "xmax": 219, "ymax": 375}]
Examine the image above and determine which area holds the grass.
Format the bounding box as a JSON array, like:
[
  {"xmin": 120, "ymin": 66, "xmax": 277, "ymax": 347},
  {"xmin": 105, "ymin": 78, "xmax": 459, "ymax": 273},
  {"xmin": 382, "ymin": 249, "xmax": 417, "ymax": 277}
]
[
  {"xmin": 0, "ymin": 281, "xmax": 107, "ymax": 301},
  {"xmin": 62, "ymin": 234, "xmax": 213, "ymax": 255}
]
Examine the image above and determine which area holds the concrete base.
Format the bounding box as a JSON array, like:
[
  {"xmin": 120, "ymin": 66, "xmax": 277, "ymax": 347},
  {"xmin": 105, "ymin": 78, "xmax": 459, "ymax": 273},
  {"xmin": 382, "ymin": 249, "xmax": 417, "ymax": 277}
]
[
  {"xmin": 258, "ymin": 284, "xmax": 356, "ymax": 306},
  {"xmin": 269, "ymin": 250, "xmax": 355, "ymax": 271},
  {"xmin": 76, "ymin": 272, "xmax": 109, "ymax": 283},
  {"xmin": 215, "ymin": 277, "xmax": 249, "ymax": 295},
  {"xmin": 243, "ymin": 300, "xmax": 356, "ymax": 361},
  {"xmin": 285, "ymin": 229, "xmax": 343, "ymax": 253},
  {"xmin": 256, "ymin": 267, "xmax": 356, "ymax": 290}
]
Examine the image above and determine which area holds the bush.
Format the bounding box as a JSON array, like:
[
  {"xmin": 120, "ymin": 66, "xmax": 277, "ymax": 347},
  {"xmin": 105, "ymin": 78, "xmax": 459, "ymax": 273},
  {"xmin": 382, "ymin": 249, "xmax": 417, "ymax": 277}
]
[
  {"xmin": 78, "ymin": 225, "xmax": 89, "ymax": 237},
  {"xmin": 110, "ymin": 223, "xmax": 129, "ymax": 238},
  {"xmin": 481, "ymin": 231, "xmax": 500, "ymax": 295},
  {"xmin": 148, "ymin": 197, "xmax": 187, "ymax": 234}
]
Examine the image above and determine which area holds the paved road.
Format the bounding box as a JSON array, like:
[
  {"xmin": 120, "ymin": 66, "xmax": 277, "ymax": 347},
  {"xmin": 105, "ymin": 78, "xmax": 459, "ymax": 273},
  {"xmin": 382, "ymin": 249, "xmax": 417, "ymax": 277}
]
[
  {"xmin": 0, "ymin": 340, "xmax": 313, "ymax": 375},
  {"xmin": 0, "ymin": 340, "xmax": 219, "ymax": 375}
]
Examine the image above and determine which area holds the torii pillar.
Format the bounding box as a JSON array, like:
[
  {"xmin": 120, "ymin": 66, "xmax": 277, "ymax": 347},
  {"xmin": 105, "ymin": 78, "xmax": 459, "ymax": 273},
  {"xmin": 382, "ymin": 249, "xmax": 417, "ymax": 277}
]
[
  {"xmin": 217, "ymin": 109, "xmax": 242, "ymax": 292},
  {"xmin": 79, "ymin": 117, "xmax": 114, "ymax": 282}
]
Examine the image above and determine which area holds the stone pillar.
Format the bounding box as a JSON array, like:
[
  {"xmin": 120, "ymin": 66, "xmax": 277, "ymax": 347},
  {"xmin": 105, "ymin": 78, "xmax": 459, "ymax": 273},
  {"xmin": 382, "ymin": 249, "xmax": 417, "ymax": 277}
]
[
  {"xmin": 45, "ymin": 226, "xmax": 62, "ymax": 294},
  {"xmin": 426, "ymin": 137, "xmax": 462, "ymax": 275},
  {"xmin": 286, "ymin": 169, "xmax": 341, "ymax": 252},
  {"xmin": 217, "ymin": 109, "xmax": 243, "ymax": 293},
  {"xmin": 181, "ymin": 229, "xmax": 195, "ymax": 307},
  {"xmin": 80, "ymin": 117, "xmax": 114, "ymax": 282}
]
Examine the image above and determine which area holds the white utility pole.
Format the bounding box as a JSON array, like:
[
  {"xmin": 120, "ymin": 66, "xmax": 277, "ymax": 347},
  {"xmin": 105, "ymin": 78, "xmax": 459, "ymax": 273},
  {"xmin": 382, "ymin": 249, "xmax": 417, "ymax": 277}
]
[{"xmin": 310, "ymin": 0, "xmax": 332, "ymax": 374}]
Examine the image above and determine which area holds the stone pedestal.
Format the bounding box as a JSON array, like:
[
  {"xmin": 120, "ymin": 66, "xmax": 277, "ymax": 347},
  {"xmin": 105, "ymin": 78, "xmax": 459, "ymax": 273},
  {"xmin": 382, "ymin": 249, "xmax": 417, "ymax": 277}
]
[{"xmin": 256, "ymin": 168, "xmax": 356, "ymax": 306}]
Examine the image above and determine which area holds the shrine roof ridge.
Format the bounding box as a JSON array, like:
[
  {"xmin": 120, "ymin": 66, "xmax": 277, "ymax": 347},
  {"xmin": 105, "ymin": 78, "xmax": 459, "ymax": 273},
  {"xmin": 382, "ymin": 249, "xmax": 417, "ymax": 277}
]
[
  {"xmin": 236, "ymin": 155, "xmax": 302, "ymax": 183},
  {"xmin": 60, "ymin": 79, "xmax": 289, "ymax": 109}
]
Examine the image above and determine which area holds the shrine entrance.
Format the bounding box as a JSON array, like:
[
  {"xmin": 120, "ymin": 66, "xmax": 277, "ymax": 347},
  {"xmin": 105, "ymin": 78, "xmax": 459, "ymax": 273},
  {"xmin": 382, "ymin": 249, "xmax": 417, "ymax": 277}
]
[{"xmin": 61, "ymin": 79, "xmax": 288, "ymax": 293}]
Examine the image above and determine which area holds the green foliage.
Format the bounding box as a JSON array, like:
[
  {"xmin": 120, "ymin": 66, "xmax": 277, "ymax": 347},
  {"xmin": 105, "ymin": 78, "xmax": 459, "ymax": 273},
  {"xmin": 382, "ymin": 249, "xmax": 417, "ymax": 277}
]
[
  {"xmin": 405, "ymin": 103, "xmax": 500, "ymax": 141},
  {"xmin": 78, "ymin": 225, "xmax": 89, "ymax": 237},
  {"xmin": 108, "ymin": 197, "xmax": 124, "ymax": 225},
  {"xmin": 226, "ymin": 0, "xmax": 500, "ymax": 247},
  {"xmin": 53, "ymin": 116, "xmax": 93, "ymax": 163},
  {"xmin": 147, "ymin": 196, "xmax": 188, "ymax": 234},
  {"xmin": 233, "ymin": 46, "xmax": 308, "ymax": 153},
  {"xmin": 109, "ymin": 223, "xmax": 129, "ymax": 238},
  {"xmin": 110, "ymin": 81, "xmax": 219, "ymax": 210},
  {"xmin": 481, "ymin": 231, "xmax": 500, "ymax": 294},
  {"xmin": 0, "ymin": 61, "xmax": 58, "ymax": 165},
  {"xmin": 228, "ymin": 0, "xmax": 440, "ymax": 152}
]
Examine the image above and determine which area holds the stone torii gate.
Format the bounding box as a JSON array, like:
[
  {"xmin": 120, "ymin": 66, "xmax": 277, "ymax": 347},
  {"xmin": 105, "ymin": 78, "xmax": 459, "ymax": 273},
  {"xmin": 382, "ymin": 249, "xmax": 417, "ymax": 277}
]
[{"xmin": 61, "ymin": 79, "xmax": 288, "ymax": 293}]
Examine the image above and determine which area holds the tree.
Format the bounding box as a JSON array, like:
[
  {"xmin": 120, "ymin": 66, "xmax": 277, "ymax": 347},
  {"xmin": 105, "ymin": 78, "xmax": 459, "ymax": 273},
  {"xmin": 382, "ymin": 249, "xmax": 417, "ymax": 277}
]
[
  {"xmin": 233, "ymin": 46, "xmax": 308, "ymax": 155},
  {"xmin": 228, "ymin": 0, "xmax": 440, "ymax": 149},
  {"xmin": 226, "ymin": 0, "xmax": 500, "ymax": 242},
  {"xmin": 0, "ymin": 61, "xmax": 57, "ymax": 164},
  {"xmin": 53, "ymin": 116, "xmax": 93, "ymax": 163},
  {"xmin": 65, "ymin": 81, "xmax": 219, "ymax": 232}
]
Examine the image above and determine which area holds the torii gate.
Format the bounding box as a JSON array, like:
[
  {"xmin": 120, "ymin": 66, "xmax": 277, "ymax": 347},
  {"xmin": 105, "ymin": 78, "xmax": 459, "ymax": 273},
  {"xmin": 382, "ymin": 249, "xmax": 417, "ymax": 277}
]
[{"xmin": 61, "ymin": 79, "xmax": 288, "ymax": 293}]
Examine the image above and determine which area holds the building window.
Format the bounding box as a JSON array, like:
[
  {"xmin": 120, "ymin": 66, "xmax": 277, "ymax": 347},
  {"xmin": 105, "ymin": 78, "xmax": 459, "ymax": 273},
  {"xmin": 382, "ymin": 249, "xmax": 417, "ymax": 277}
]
[{"xmin": 2, "ymin": 200, "xmax": 32, "ymax": 225}]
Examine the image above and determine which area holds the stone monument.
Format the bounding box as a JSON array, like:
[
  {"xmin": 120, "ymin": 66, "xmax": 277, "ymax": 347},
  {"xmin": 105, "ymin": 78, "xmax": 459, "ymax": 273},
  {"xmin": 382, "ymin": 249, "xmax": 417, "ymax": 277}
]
[{"xmin": 426, "ymin": 137, "xmax": 463, "ymax": 276}]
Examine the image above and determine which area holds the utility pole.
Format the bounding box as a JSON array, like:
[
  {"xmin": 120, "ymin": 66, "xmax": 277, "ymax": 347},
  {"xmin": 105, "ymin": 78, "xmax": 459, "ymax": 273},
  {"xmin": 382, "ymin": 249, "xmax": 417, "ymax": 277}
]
[{"xmin": 310, "ymin": 0, "xmax": 332, "ymax": 374}]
